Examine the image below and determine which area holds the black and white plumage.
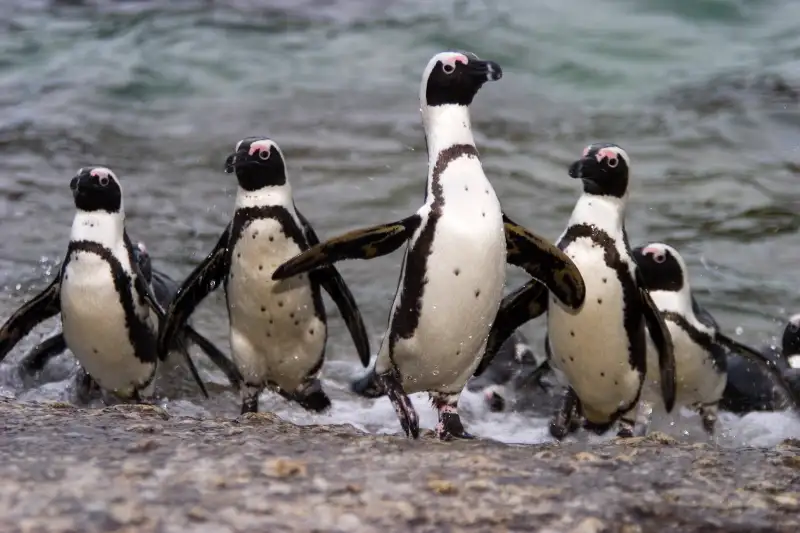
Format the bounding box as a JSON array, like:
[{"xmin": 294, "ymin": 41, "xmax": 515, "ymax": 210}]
[
  {"xmin": 0, "ymin": 167, "xmax": 217, "ymax": 403},
  {"xmin": 18, "ymin": 241, "xmax": 240, "ymax": 392},
  {"xmin": 480, "ymin": 143, "xmax": 677, "ymax": 440},
  {"xmin": 272, "ymin": 51, "xmax": 585, "ymax": 440},
  {"xmin": 156, "ymin": 137, "xmax": 371, "ymax": 415},
  {"xmin": 633, "ymin": 243, "xmax": 800, "ymax": 433}
]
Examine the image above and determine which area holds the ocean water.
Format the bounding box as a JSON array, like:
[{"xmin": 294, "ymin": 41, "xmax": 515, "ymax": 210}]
[{"xmin": 0, "ymin": 0, "xmax": 799, "ymax": 446}]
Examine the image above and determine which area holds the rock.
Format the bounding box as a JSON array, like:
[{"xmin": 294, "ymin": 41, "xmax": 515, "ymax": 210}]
[{"xmin": 0, "ymin": 399, "xmax": 797, "ymax": 533}]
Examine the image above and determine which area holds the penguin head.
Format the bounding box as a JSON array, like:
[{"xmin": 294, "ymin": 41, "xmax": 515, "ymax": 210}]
[
  {"xmin": 632, "ymin": 242, "xmax": 687, "ymax": 293},
  {"xmin": 69, "ymin": 166, "xmax": 122, "ymax": 213},
  {"xmin": 568, "ymin": 143, "xmax": 630, "ymax": 198},
  {"xmin": 224, "ymin": 137, "xmax": 288, "ymax": 191},
  {"xmin": 781, "ymin": 314, "xmax": 800, "ymax": 368},
  {"xmin": 420, "ymin": 51, "xmax": 502, "ymax": 108}
]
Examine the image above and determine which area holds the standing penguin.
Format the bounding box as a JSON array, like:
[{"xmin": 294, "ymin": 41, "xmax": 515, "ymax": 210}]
[
  {"xmin": 17, "ymin": 241, "xmax": 241, "ymax": 391},
  {"xmin": 479, "ymin": 143, "xmax": 677, "ymax": 439},
  {"xmin": 0, "ymin": 167, "xmax": 215, "ymax": 402},
  {"xmin": 156, "ymin": 137, "xmax": 372, "ymax": 415},
  {"xmin": 632, "ymin": 242, "xmax": 800, "ymax": 434},
  {"xmin": 271, "ymin": 51, "xmax": 585, "ymax": 440}
]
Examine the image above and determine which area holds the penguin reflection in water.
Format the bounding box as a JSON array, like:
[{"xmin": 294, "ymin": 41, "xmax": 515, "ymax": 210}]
[
  {"xmin": 0, "ymin": 167, "xmax": 237, "ymax": 403},
  {"xmin": 16, "ymin": 241, "xmax": 240, "ymax": 398},
  {"xmin": 157, "ymin": 137, "xmax": 372, "ymax": 415},
  {"xmin": 477, "ymin": 143, "xmax": 677, "ymax": 439},
  {"xmin": 272, "ymin": 51, "xmax": 586, "ymax": 440},
  {"xmin": 632, "ymin": 242, "xmax": 800, "ymax": 435}
]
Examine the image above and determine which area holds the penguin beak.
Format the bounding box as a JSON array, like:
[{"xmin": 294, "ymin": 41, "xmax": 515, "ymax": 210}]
[
  {"xmin": 468, "ymin": 60, "xmax": 503, "ymax": 82},
  {"xmin": 224, "ymin": 153, "xmax": 237, "ymax": 174},
  {"xmin": 69, "ymin": 172, "xmax": 93, "ymax": 196}
]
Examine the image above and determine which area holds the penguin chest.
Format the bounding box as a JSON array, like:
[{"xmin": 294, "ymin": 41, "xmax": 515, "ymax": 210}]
[
  {"xmin": 60, "ymin": 250, "xmax": 155, "ymax": 395},
  {"xmin": 547, "ymin": 237, "xmax": 643, "ymax": 420},
  {"xmin": 644, "ymin": 323, "xmax": 726, "ymax": 409},
  {"xmin": 226, "ymin": 218, "xmax": 326, "ymax": 390},
  {"xmin": 388, "ymin": 187, "xmax": 506, "ymax": 394}
]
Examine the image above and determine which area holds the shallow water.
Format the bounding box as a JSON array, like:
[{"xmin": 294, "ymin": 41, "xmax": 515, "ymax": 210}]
[{"xmin": 0, "ymin": 0, "xmax": 799, "ymax": 446}]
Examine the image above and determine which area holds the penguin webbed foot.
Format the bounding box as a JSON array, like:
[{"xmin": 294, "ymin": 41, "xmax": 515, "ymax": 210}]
[
  {"xmin": 350, "ymin": 369, "xmax": 386, "ymax": 398},
  {"xmin": 549, "ymin": 388, "xmax": 581, "ymax": 441},
  {"xmin": 380, "ymin": 369, "xmax": 419, "ymax": 439},
  {"xmin": 696, "ymin": 401, "xmax": 719, "ymax": 436},
  {"xmin": 431, "ymin": 392, "xmax": 474, "ymax": 441},
  {"xmin": 292, "ymin": 378, "xmax": 332, "ymax": 413},
  {"xmin": 240, "ymin": 383, "xmax": 262, "ymax": 415},
  {"xmin": 74, "ymin": 367, "xmax": 100, "ymax": 405}
]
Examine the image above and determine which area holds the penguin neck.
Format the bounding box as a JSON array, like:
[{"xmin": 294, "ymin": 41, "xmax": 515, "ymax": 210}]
[
  {"xmin": 422, "ymin": 104, "xmax": 476, "ymax": 158},
  {"xmin": 235, "ymin": 184, "xmax": 294, "ymax": 210},
  {"xmin": 569, "ymin": 193, "xmax": 627, "ymax": 236},
  {"xmin": 70, "ymin": 208, "xmax": 125, "ymax": 249},
  {"xmin": 648, "ymin": 287, "xmax": 693, "ymax": 317}
]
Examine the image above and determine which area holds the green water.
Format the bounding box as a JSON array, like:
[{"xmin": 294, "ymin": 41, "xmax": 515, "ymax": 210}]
[{"xmin": 0, "ymin": 0, "xmax": 798, "ymax": 405}]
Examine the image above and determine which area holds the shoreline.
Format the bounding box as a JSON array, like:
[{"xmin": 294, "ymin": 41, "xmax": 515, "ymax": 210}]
[{"xmin": 0, "ymin": 399, "xmax": 798, "ymax": 533}]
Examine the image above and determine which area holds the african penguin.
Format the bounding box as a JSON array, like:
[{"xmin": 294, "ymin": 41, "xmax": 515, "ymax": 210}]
[
  {"xmin": 721, "ymin": 313, "xmax": 800, "ymax": 414},
  {"xmin": 529, "ymin": 143, "xmax": 677, "ymax": 440},
  {"xmin": 633, "ymin": 243, "xmax": 800, "ymax": 433},
  {"xmin": 0, "ymin": 167, "xmax": 214, "ymax": 403},
  {"xmin": 156, "ymin": 137, "xmax": 371, "ymax": 415},
  {"xmin": 18, "ymin": 241, "xmax": 241, "ymax": 392},
  {"xmin": 272, "ymin": 51, "xmax": 585, "ymax": 440}
]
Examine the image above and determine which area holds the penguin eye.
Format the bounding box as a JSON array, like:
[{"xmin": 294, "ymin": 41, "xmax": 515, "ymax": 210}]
[
  {"xmin": 442, "ymin": 63, "xmax": 455, "ymax": 74},
  {"xmin": 98, "ymin": 175, "xmax": 110, "ymax": 187},
  {"xmin": 258, "ymin": 149, "xmax": 270, "ymax": 161},
  {"xmin": 653, "ymin": 252, "xmax": 666, "ymax": 264},
  {"xmin": 606, "ymin": 157, "xmax": 619, "ymax": 168}
]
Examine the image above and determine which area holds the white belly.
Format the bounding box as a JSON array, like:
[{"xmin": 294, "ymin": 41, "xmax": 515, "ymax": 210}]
[
  {"xmin": 380, "ymin": 189, "xmax": 506, "ymax": 394},
  {"xmin": 60, "ymin": 251, "xmax": 155, "ymax": 395},
  {"xmin": 547, "ymin": 237, "xmax": 642, "ymax": 420},
  {"xmin": 642, "ymin": 322, "xmax": 726, "ymax": 409},
  {"xmin": 227, "ymin": 218, "xmax": 326, "ymax": 392}
]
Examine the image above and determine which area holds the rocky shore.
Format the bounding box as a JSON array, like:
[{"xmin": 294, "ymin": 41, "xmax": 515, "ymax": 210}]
[{"xmin": 0, "ymin": 399, "xmax": 798, "ymax": 533}]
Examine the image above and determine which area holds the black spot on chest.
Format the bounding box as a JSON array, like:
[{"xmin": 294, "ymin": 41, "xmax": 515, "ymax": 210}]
[
  {"xmin": 557, "ymin": 223, "xmax": 645, "ymax": 374},
  {"xmin": 65, "ymin": 240, "xmax": 156, "ymax": 364},
  {"xmin": 389, "ymin": 144, "xmax": 480, "ymax": 357}
]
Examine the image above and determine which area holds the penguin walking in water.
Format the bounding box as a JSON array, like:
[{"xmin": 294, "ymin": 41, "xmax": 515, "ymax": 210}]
[
  {"xmin": 272, "ymin": 51, "xmax": 585, "ymax": 440},
  {"xmin": 156, "ymin": 137, "xmax": 372, "ymax": 415},
  {"xmin": 722, "ymin": 313, "xmax": 800, "ymax": 413},
  {"xmin": 17, "ymin": 241, "xmax": 241, "ymax": 392},
  {"xmin": 477, "ymin": 143, "xmax": 677, "ymax": 440},
  {"xmin": 632, "ymin": 242, "xmax": 800, "ymax": 434},
  {"xmin": 0, "ymin": 167, "xmax": 220, "ymax": 403}
]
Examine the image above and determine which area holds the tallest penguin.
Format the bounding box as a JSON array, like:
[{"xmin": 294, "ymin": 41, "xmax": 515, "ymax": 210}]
[{"xmin": 273, "ymin": 51, "xmax": 585, "ymax": 440}]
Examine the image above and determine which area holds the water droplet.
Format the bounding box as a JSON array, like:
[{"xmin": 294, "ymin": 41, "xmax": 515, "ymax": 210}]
[{"xmin": 735, "ymin": 326, "xmax": 743, "ymax": 336}]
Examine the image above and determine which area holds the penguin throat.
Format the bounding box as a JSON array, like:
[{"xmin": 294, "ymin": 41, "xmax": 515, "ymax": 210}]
[
  {"xmin": 70, "ymin": 210, "xmax": 125, "ymax": 249},
  {"xmin": 422, "ymin": 104, "xmax": 476, "ymax": 156},
  {"xmin": 648, "ymin": 288, "xmax": 693, "ymax": 316},
  {"xmin": 235, "ymin": 184, "xmax": 293, "ymax": 209},
  {"xmin": 569, "ymin": 194, "xmax": 626, "ymax": 235}
]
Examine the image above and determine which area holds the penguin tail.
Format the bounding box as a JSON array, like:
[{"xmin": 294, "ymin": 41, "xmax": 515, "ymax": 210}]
[{"xmin": 350, "ymin": 369, "xmax": 386, "ymax": 398}]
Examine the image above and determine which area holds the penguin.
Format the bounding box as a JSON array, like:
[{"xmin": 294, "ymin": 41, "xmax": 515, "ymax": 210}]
[
  {"xmin": 0, "ymin": 166, "xmax": 219, "ymax": 403},
  {"xmin": 477, "ymin": 143, "xmax": 678, "ymax": 440},
  {"xmin": 271, "ymin": 51, "xmax": 585, "ymax": 440},
  {"xmin": 18, "ymin": 241, "xmax": 241, "ymax": 391},
  {"xmin": 632, "ymin": 242, "xmax": 800, "ymax": 434},
  {"xmin": 464, "ymin": 330, "xmax": 558, "ymax": 414},
  {"xmin": 721, "ymin": 314, "xmax": 800, "ymax": 414},
  {"xmin": 156, "ymin": 137, "xmax": 372, "ymax": 415}
]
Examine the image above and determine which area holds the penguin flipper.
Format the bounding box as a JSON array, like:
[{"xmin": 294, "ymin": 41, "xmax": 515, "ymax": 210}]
[
  {"xmin": 0, "ymin": 273, "xmax": 62, "ymax": 362},
  {"xmin": 475, "ymin": 279, "xmax": 548, "ymax": 377},
  {"xmin": 156, "ymin": 226, "xmax": 231, "ymax": 362},
  {"xmin": 19, "ymin": 333, "xmax": 68, "ymax": 375},
  {"xmin": 272, "ymin": 215, "xmax": 421, "ymax": 281},
  {"xmin": 716, "ymin": 332, "xmax": 800, "ymax": 411},
  {"xmin": 637, "ymin": 272, "xmax": 677, "ymax": 413},
  {"xmin": 296, "ymin": 209, "xmax": 371, "ymax": 368},
  {"xmin": 183, "ymin": 325, "xmax": 243, "ymax": 391},
  {"xmin": 501, "ymin": 213, "xmax": 586, "ymax": 311}
]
